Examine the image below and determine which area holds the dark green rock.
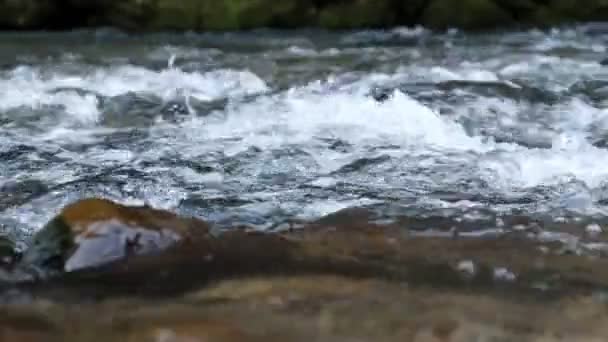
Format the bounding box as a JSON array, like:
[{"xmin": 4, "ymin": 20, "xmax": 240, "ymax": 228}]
[
  {"xmin": 526, "ymin": 5, "xmax": 566, "ymax": 27},
  {"xmin": 397, "ymin": 0, "xmax": 432, "ymax": 25},
  {"xmin": 493, "ymin": 0, "xmax": 538, "ymax": 13},
  {"xmin": 149, "ymin": 0, "xmax": 202, "ymax": 30},
  {"xmin": 422, "ymin": 0, "xmax": 514, "ymax": 30},
  {"xmin": 0, "ymin": 0, "xmax": 55, "ymax": 29},
  {"xmin": 1, "ymin": 0, "xmax": 608, "ymax": 34},
  {"xmin": 19, "ymin": 217, "xmax": 74, "ymax": 274},
  {"xmin": 548, "ymin": 0, "xmax": 608, "ymax": 21},
  {"xmin": 0, "ymin": 179, "xmax": 49, "ymax": 211},
  {"xmin": 317, "ymin": 0, "xmax": 396, "ymax": 29},
  {"xmin": 199, "ymin": 0, "xmax": 314, "ymax": 30},
  {"xmin": 0, "ymin": 236, "xmax": 15, "ymax": 261},
  {"xmin": 105, "ymin": 0, "xmax": 156, "ymax": 31}
]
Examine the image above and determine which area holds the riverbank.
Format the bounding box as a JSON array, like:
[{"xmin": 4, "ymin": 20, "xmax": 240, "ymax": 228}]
[
  {"xmin": 1, "ymin": 0, "xmax": 608, "ymax": 32},
  {"xmin": 2, "ymin": 198, "xmax": 608, "ymax": 341}
]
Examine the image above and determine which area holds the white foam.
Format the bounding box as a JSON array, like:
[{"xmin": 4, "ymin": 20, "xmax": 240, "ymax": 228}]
[
  {"xmin": 187, "ymin": 83, "xmax": 489, "ymax": 153},
  {"xmin": 154, "ymin": 75, "xmax": 608, "ymax": 200},
  {"xmin": 310, "ymin": 177, "xmax": 338, "ymax": 188},
  {"xmin": 0, "ymin": 65, "xmax": 268, "ymax": 125},
  {"xmin": 172, "ymin": 167, "xmax": 225, "ymax": 185},
  {"xmin": 285, "ymin": 46, "xmax": 318, "ymax": 56},
  {"xmin": 547, "ymin": 99, "xmax": 599, "ymax": 133},
  {"xmin": 0, "ymin": 67, "xmax": 100, "ymax": 122},
  {"xmin": 296, "ymin": 198, "xmax": 380, "ymax": 220},
  {"xmin": 390, "ymin": 26, "xmax": 430, "ymax": 38},
  {"xmin": 498, "ymin": 55, "xmax": 601, "ymax": 89},
  {"xmin": 451, "ymin": 96, "xmax": 608, "ymax": 192},
  {"xmin": 479, "ymin": 140, "xmax": 608, "ymax": 189},
  {"xmin": 5, "ymin": 31, "xmax": 608, "ymax": 231},
  {"xmin": 83, "ymin": 66, "xmax": 268, "ymax": 100}
]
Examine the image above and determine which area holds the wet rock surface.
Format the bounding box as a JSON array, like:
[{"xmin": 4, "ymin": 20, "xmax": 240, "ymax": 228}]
[
  {"xmin": 13, "ymin": 198, "xmax": 210, "ymax": 279},
  {"xmin": 1, "ymin": 0, "xmax": 608, "ymax": 31},
  {"xmin": 2, "ymin": 199, "xmax": 608, "ymax": 340},
  {"xmin": 0, "ymin": 235, "xmax": 16, "ymax": 267}
]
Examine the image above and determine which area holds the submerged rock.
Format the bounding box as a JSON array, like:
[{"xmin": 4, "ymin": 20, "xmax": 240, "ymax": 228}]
[
  {"xmin": 0, "ymin": 179, "xmax": 49, "ymax": 211},
  {"xmin": 17, "ymin": 198, "xmax": 209, "ymax": 277},
  {"xmin": 0, "ymin": 235, "xmax": 16, "ymax": 266}
]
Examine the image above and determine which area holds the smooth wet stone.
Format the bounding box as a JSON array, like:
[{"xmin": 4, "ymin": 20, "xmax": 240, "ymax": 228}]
[
  {"xmin": 18, "ymin": 198, "xmax": 210, "ymax": 276},
  {"xmin": 0, "ymin": 236, "xmax": 16, "ymax": 267}
]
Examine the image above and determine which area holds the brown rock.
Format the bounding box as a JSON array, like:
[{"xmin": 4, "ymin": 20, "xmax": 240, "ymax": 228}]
[
  {"xmin": 59, "ymin": 198, "xmax": 206, "ymax": 237},
  {"xmin": 18, "ymin": 198, "xmax": 210, "ymax": 275},
  {"xmin": 128, "ymin": 321, "xmax": 256, "ymax": 342},
  {"xmin": 4, "ymin": 206, "xmax": 608, "ymax": 340},
  {"xmin": 0, "ymin": 309, "xmax": 61, "ymax": 342}
]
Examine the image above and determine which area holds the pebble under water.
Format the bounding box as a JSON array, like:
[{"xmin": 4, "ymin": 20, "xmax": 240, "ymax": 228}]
[{"xmin": 2, "ymin": 25, "xmax": 608, "ymax": 249}]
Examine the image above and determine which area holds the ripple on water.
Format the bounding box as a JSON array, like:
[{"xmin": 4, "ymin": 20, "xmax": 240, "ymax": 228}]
[{"xmin": 1, "ymin": 27, "xmax": 608, "ymax": 241}]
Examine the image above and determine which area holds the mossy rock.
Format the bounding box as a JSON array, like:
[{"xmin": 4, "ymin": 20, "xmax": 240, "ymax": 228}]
[
  {"xmin": 0, "ymin": 236, "xmax": 15, "ymax": 260},
  {"xmin": 422, "ymin": 0, "xmax": 514, "ymax": 30},
  {"xmin": 17, "ymin": 198, "xmax": 210, "ymax": 277},
  {"xmin": 104, "ymin": 0, "xmax": 156, "ymax": 31},
  {"xmin": 525, "ymin": 5, "xmax": 566, "ymax": 27},
  {"xmin": 548, "ymin": 0, "xmax": 608, "ymax": 20},
  {"xmin": 0, "ymin": 0, "xmax": 55, "ymax": 29},
  {"xmin": 397, "ymin": 0, "xmax": 432, "ymax": 25},
  {"xmin": 492, "ymin": 0, "xmax": 538, "ymax": 13},
  {"xmin": 198, "ymin": 0, "xmax": 314, "ymax": 31},
  {"xmin": 148, "ymin": 0, "xmax": 202, "ymax": 31},
  {"xmin": 19, "ymin": 217, "xmax": 74, "ymax": 273},
  {"xmin": 317, "ymin": 0, "xmax": 396, "ymax": 29}
]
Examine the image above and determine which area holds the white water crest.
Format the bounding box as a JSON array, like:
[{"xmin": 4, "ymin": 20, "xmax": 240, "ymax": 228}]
[
  {"xmin": 0, "ymin": 64, "xmax": 268, "ymax": 124},
  {"xmin": 3, "ymin": 26, "xmax": 608, "ymax": 238}
]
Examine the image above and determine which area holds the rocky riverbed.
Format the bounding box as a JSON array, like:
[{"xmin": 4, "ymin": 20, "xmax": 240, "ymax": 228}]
[{"xmin": 2, "ymin": 198, "xmax": 608, "ymax": 341}]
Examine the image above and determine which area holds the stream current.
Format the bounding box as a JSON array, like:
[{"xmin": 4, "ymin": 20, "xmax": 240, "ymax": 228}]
[{"xmin": 2, "ymin": 25, "xmax": 608, "ymax": 247}]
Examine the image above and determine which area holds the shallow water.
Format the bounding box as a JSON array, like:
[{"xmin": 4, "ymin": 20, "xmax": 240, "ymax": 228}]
[{"xmin": 2, "ymin": 25, "xmax": 608, "ymax": 245}]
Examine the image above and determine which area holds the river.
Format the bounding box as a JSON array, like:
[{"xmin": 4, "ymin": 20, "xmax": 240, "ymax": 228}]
[{"xmin": 2, "ymin": 25, "xmax": 608, "ymax": 248}]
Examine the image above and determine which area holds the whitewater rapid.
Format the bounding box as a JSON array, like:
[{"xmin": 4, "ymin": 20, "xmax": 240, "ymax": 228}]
[{"xmin": 2, "ymin": 26, "xmax": 608, "ymax": 244}]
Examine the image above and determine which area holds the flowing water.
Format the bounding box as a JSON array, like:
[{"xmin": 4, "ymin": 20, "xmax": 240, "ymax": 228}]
[{"xmin": 2, "ymin": 25, "xmax": 608, "ymax": 248}]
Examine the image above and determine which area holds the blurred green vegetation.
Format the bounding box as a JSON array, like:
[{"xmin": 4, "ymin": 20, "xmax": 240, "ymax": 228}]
[{"xmin": 0, "ymin": 0, "xmax": 608, "ymax": 31}]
